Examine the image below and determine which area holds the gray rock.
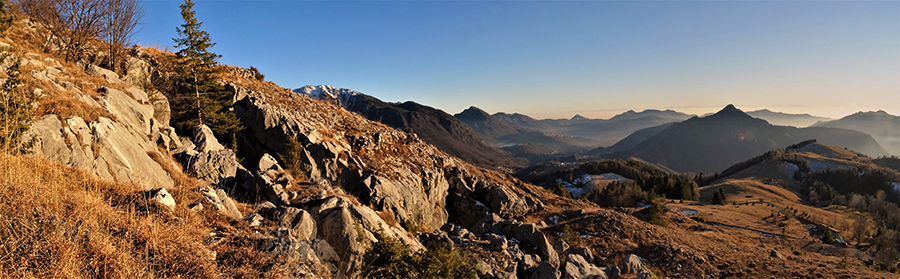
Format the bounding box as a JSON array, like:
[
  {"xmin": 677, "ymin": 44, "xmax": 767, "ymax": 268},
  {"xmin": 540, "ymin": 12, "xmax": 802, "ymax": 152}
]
[
  {"xmin": 245, "ymin": 213, "xmax": 264, "ymax": 226},
  {"xmin": 484, "ymin": 185, "xmax": 529, "ymax": 219},
  {"xmin": 254, "ymin": 154, "xmax": 293, "ymax": 205},
  {"xmin": 149, "ymin": 188, "xmax": 176, "ymax": 211},
  {"xmin": 291, "ymin": 209, "xmax": 317, "ymax": 240},
  {"xmin": 199, "ymin": 186, "xmax": 243, "ymax": 219},
  {"xmin": 190, "ymin": 149, "xmax": 240, "ymax": 188},
  {"xmin": 569, "ymin": 247, "xmax": 595, "ymax": 263},
  {"xmin": 536, "ymin": 233, "xmax": 560, "ymax": 268},
  {"xmin": 563, "ymin": 254, "xmax": 607, "ymax": 279},
  {"xmin": 531, "ymin": 261, "xmax": 561, "ymax": 279},
  {"xmin": 622, "ymin": 254, "xmax": 645, "ymax": 274},
  {"xmin": 149, "ymin": 90, "xmax": 170, "ymax": 127},
  {"xmin": 123, "ymin": 57, "xmax": 150, "ymax": 86},
  {"xmin": 188, "ymin": 202, "xmax": 204, "ymax": 212},
  {"xmin": 194, "ymin": 124, "xmax": 225, "ymax": 153},
  {"xmin": 605, "ymin": 264, "xmax": 620, "ymax": 279},
  {"xmin": 27, "ymin": 115, "xmax": 175, "ymax": 190},
  {"xmin": 770, "ymin": 249, "xmax": 785, "ymax": 260},
  {"xmin": 490, "ymin": 236, "xmax": 509, "ymax": 252}
]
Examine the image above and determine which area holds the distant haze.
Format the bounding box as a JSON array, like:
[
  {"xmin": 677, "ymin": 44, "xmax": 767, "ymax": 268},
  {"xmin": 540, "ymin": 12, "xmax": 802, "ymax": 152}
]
[{"xmin": 135, "ymin": 1, "xmax": 899, "ymax": 120}]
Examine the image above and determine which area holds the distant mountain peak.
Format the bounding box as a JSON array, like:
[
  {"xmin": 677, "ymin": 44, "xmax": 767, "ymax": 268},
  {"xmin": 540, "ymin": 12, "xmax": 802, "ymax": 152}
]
[
  {"xmin": 571, "ymin": 114, "xmax": 589, "ymax": 121},
  {"xmin": 712, "ymin": 104, "xmax": 750, "ymax": 118},
  {"xmin": 455, "ymin": 106, "xmax": 491, "ymax": 119}
]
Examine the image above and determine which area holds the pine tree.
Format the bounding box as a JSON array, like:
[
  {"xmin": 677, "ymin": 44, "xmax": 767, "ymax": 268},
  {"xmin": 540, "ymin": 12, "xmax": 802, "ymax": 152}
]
[
  {"xmin": 170, "ymin": 0, "xmax": 241, "ymax": 139},
  {"xmin": 0, "ymin": 0, "xmax": 13, "ymax": 36},
  {"xmin": 0, "ymin": 53, "xmax": 33, "ymax": 153},
  {"xmin": 823, "ymin": 225, "xmax": 834, "ymax": 245}
]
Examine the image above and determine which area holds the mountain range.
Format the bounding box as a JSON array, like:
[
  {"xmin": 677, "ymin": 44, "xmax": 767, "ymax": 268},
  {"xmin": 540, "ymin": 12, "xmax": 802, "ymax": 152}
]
[
  {"xmin": 811, "ymin": 110, "xmax": 900, "ymax": 156},
  {"xmin": 294, "ymin": 85, "xmax": 523, "ymax": 169},
  {"xmin": 609, "ymin": 105, "xmax": 889, "ymax": 173},
  {"xmin": 745, "ymin": 109, "xmax": 833, "ymax": 127}
]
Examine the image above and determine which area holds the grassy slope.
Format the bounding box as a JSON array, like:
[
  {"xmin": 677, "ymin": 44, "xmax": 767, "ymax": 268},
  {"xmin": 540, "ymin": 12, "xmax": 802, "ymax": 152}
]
[{"xmin": 0, "ymin": 153, "xmax": 218, "ymax": 278}]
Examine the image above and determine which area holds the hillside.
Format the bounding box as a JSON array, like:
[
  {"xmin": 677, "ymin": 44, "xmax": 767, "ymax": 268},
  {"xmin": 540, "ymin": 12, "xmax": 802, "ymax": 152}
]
[
  {"xmin": 616, "ymin": 105, "xmax": 889, "ymax": 173},
  {"xmin": 746, "ymin": 109, "xmax": 832, "ymax": 127},
  {"xmin": 812, "ymin": 110, "xmax": 900, "ymax": 156},
  {"xmin": 295, "ymin": 85, "xmax": 523, "ymax": 170}
]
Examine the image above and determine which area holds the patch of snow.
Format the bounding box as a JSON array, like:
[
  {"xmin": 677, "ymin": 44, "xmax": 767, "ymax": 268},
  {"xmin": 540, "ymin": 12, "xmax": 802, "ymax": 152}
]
[
  {"xmin": 293, "ymin": 85, "xmax": 363, "ymax": 108},
  {"xmin": 595, "ymin": 173, "xmax": 628, "ymax": 181},
  {"xmin": 549, "ymin": 215, "xmax": 559, "ymax": 224},
  {"xmin": 509, "ymin": 238, "xmax": 520, "ymax": 244},
  {"xmin": 680, "ymin": 209, "xmax": 698, "ymax": 216},
  {"xmin": 778, "ymin": 162, "xmax": 799, "ymax": 177},
  {"xmin": 892, "ymin": 182, "xmax": 900, "ymax": 193},
  {"xmin": 475, "ymin": 200, "xmax": 486, "ymax": 208}
]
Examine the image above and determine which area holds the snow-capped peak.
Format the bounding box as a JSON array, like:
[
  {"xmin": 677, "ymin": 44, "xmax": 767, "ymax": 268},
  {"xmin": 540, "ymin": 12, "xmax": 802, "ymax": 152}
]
[{"xmin": 293, "ymin": 85, "xmax": 363, "ymax": 108}]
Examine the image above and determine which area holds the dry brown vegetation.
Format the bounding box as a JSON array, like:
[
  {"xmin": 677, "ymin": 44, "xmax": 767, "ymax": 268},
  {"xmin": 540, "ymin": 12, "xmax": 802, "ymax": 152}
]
[{"xmin": 0, "ymin": 153, "xmax": 218, "ymax": 278}]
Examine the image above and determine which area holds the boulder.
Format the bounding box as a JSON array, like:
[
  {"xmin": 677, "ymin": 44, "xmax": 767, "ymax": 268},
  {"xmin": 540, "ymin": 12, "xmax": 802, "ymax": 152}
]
[
  {"xmin": 245, "ymin": 213, "xmax": 264, "ymax": 226},
  {"xmin": 194, "ymin": 124, "xmax": 225, "ymax": 153},
  {"xmin": 770, "ymin": 249, "xmax": 785, "ymax": 260},
  {"xmin": 483, "ymin": 185, "xmax": 529, "ymax": 219},
  {"xmin": 569, "ymin": 247, "xmax": 595, "ymax": 263},
  {"xmin": 307, "ymin": 196, "xmax": 424, "ymax": 277},
  {"xmin": 149, "ymin": 90, "xmax": 171, "ymax": 126},
  {"xmin": 622, "ymin": 254, "xmax": 645, "ymax": 274},
  {"xmin": 531, "ymin": 261, "xmax": 561, "ymax": 279},
  {"xmin": 148, "ymin": 188, "xmax": 176, "ymax": 211},
  {"xmin": 254, "ymin": 153, "xmax": 293, "ymax": 205},
  {"xmin": 199, "ymin": 186, "xmax": 243, "ymax": 219},
  {"xmin": 190, "ymin": 149, "xmax": 242, "ymax": 188},
  {"xmin": 563, "ymin": 254, "xmax": 607, "ymax": 279}
]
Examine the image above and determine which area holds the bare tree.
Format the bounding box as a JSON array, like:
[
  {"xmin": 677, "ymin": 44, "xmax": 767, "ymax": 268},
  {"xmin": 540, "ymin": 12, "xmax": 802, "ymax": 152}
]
[
  {"xmin": 16, "ymin": 0, "xmax": 108, "ymax": 62},
  {"xmin": 853, "ymin": 215, "xmax": 869, "ymax": 245},
  {"xmin": 103, "ymin": 0, "xmax": 142, "ymax": 73}
]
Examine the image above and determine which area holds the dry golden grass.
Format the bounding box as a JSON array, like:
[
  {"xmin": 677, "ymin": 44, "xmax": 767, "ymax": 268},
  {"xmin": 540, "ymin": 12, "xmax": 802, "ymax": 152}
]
[
  {"xmin": 34, "ymin": 92, "xmax": 114, "ymax": 123},
  {"xmin": 0, "ymin": 153, "xmax": 219, "ymax": 278}
]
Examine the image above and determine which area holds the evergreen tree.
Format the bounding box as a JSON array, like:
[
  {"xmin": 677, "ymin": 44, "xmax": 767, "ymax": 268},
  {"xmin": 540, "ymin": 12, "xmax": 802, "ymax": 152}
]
[
  {"xmin": 0, "ymin": 0, "xmax": 13, "ymax": 36},
  {"xmin": 170, "ymin": 0, "xmax": 241, "ymax": 139},
  {"xmin": 712, "ymin": 188, "xmax": 727, "ymax": 205},
  {"xmin": 0, "ymin": 53, "xmax": 32, "ymax": 154},
  {"xmin": 823, "ymin": 225, "xmax": 834, "ymax": 245}
]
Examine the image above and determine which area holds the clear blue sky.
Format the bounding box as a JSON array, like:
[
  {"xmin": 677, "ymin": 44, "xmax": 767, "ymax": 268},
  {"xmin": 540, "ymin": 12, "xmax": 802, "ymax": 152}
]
[{"xmin": 135, "ymin": 0, "xmax": 900, "ymax": 119}]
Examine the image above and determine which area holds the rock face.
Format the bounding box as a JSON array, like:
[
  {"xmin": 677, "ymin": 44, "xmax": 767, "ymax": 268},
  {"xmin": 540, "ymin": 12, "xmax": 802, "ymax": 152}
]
[
  {"xmin": 26, "ymin": 86, "xmax": 175, "ymax": 190},
  {"xmin": 563, "ymin": 254, "xmax": 607, "ymax": 279},
  {"xmin": 233, "ymin": 87, "xmax": 544, "ymax": 232}
]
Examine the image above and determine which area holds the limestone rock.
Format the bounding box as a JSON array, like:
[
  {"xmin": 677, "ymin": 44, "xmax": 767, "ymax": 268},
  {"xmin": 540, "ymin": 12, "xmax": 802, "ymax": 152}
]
[
  {"xmin": 199, "ymin": 186, "xmax": 243, "ymax": 219},
  {"xmin": 194, "ymin": 124, "xmax": 225, "ymax": 153},
  {"xmin": 531, "ymin": 261, "xmax": 561, "ymax": 279},
  {"xmin": 193, "ymin": 150, "xmax": 240, "ymax": 186},
  {"xmin": 563, "ymin": 254, "xmax": 607, "ymax": 279},
  {"xmin": 149, "ymin": 188, "xmax": 176, "ymax": 211},
  {"xmin": 622, "ymin": 254, "xmax": 645, "ymax": 274}
]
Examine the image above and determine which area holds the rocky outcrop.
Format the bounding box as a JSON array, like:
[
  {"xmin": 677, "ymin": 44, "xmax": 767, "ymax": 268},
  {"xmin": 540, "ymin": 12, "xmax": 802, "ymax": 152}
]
[
  {"xmin": 563, "ymin": 254, "xmax": 607, "ymax": 279},
  {"xmin": 26, "ymin": 85, "xmax": 176, "ymax": 190},
  {"xmin": 232, "ymin": 87, "xmax": 545, "ymax": 232},
  {"xmin": 301, "ymin": 196, "xmax": 423, "ymax": 277}
]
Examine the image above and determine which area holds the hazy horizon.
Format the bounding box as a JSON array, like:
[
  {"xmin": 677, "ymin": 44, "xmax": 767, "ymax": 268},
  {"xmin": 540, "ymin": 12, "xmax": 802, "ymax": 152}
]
[{"xmin": 135, "ymin": 1, "xmax": 899, "ymax": 121}]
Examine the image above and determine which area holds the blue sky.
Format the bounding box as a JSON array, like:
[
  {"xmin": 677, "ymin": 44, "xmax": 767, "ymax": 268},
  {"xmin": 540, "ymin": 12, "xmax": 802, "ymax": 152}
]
[{"xmin": 135, "ymin": 0, "xmax": 899, "ymax": 119}]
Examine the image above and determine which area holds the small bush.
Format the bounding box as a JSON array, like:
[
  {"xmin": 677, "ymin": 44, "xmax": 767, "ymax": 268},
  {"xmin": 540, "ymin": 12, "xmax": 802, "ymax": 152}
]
[
  {"xmin": 552, "ymin": 184, "xmax": 574, "ymax": 199},
  {"xmin": 648, "ymin": 199, "xmax": 667, "ymax": 226},
  {"xmin": 361, "ymin": 231, "xmax": 478, "ymax": 279},
  {"xmin": 561, "ymin": 224, "xmax": 581, "ymax": 246},
  {"xmin": 712, "ymin": 188, "xmax": 727, "ymax": 205}
]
